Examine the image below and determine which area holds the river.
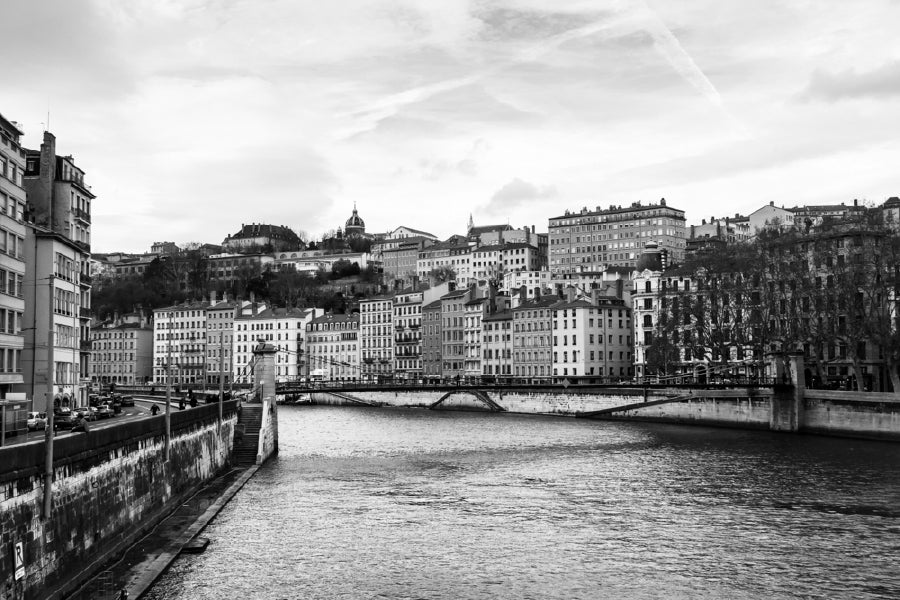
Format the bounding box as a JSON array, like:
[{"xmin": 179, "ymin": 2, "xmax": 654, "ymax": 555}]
[{"xmin": 145, "ymin": 405, "xmax": 900, "ymax": 599}]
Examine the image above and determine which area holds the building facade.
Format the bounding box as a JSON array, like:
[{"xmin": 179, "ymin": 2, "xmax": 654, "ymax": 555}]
[
  {"xmin": 152, "ymin": 301, "xmax": 208, "ymax": 386},
  {"xmin": 360, "ymin": 294, "xmax": 395, "ymax": 382},
  {"xmin": 0, "ymin": 114, "xmax": 26, "ymax": 400},
  {"xmin": 90, "ymin": 314, "xmax": 153, "ymax": 386},
  {"xmin": 549, "ymin": 199, "xmax": 685, "ymax": 275},
  {"xmin": 306, "ymin": 313, "xmax": 361, "ymax": 381}
]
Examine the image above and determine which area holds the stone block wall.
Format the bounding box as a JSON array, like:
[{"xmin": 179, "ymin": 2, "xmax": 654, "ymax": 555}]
[{"xmin": 0, "ymin": 402, "xmax": 237, "ymax": 600}]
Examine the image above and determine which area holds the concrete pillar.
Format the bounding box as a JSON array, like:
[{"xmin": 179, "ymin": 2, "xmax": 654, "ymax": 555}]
[
  {"xmin": 252, "ymin": 341, "xmax": 278, "ymax": 458},
  {"xmin": 770, "ymin": 352, "xmax": 804, "ymax": 432},
  {"xmin": 252, "ymin": 342, "xmax": 277, "ymax": 403}
]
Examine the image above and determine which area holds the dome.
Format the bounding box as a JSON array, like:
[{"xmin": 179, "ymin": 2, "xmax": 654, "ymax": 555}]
[{"xmin": 345, "ymin": 204, "xmax": 365, "ymax": 234}]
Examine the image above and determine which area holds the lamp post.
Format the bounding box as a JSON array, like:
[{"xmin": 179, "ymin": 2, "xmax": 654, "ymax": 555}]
[
  {"xmin": 43, "ymin": 275, "xmax": 56, "ymax": 520},
  {"xmin": 165, "ymin": 325, "xmax": 172, "ymax": 460}
]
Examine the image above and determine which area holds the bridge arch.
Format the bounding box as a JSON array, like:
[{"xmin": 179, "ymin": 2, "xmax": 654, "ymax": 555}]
[{"xmin": 429, "ymin": 390, "xmax": 506, "ymax": 412}]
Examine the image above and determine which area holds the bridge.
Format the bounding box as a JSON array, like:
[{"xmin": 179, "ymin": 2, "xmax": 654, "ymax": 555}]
[{"xmin": 274, "ymin": 378, "xmax": 778, "ymax": 417}]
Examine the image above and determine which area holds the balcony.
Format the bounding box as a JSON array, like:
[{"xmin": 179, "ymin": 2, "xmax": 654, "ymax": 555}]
[
  {"xmin": 80, "ymin": 273, "xmax": 92, "ymax": 285},
  {"xmin": 80, "ymin": 340, "xmax": 92, "ymax": 351},
  {"xmin": 73, "ymin": 240, "xmax": 91, "ymax": 254},
  {"xmin": 80, "ymin": 307, "xmax": 92, "ymax": 319},
  {"xmin": 73, "ymin": 207, "xmax": 91, "ymax": 223}
]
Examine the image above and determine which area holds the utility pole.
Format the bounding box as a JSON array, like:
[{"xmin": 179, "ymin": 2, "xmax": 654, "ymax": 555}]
[
  {"xmin": 218, "ymin": 329, "xmax": 225, "ymax": 426},
  {"xmin": 165, "ymin": 325, "xmax": 171, "ymax": 460},
  {"xmin": 42, "ymin": 275, "xmax": 55, "ymax": 520}
]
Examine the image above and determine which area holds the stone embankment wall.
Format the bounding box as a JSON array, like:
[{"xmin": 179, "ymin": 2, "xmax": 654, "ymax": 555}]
[
  {"xmin": 257, "ymin": 399, "xmax": 278, "ymax": 464},
  {"xmin": 310, "ymin": 386, "xmax": 900, "ymax": 441},
  {"xmin": 0, "ymin": 402, "xmax": 238, "ymax": 600}
]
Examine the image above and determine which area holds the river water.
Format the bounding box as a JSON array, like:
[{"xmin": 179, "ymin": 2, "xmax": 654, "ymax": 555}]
[{"xmin": 146, "ymin": 406, "xmax": 900, "ymax": 600}]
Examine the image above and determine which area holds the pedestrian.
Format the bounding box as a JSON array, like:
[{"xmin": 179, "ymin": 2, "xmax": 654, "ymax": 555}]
[
  {"xmin": 179, "ymin": 398, "xmax": 185, "ymax": 410},
  {"xmin": 150, "ymin": 404, "xmax": 159, "ymax": 416}
]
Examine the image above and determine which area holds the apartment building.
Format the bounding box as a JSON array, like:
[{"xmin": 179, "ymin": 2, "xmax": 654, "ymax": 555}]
[
  {"xmin": 482, "ymin": 310, "xmax": 513, "ymax": 379},
  {"xmin": 152, "ymin": 301, "xmax": 209, "ymax": 386},
  {"xmin": 549, "ymin": 199, "xmax": 685, "ymax": 275},
  {"xmin": 90, "ymin": 313, "xmax": 153, "ymax": 386},
  {"xmin": 306, "ymin": 313, "xmax": 360, "ymax": 381},
  {"xmin": 551, "ymin": 296, "xmax": 633, "ymax": 379},
  {"xmin": 421, "ymin": 299, "xmax": 442, "ymax": 382},
  {"xmin": 233, "ymin": 305, "xmax": 318, "ymax": 383},
  {"xmin": 512, "ymin": 296, "xmax": 558, "ymax": 380},
  {"xmin": 359, "ymin": 294, "xmax": 395, "ymax": 382},
  {"xmin": 0, "ymin": 113, "xmax": 26, "ymax": 400}
]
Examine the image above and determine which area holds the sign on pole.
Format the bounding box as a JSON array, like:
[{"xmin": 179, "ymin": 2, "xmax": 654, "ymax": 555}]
[{"xmin": 14, "ymin": 541, "xmax": 25, "ymax": 580}]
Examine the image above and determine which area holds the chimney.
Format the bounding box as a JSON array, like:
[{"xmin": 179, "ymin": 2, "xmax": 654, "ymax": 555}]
[
  {"xmin": 565, "ymin": 286, "xmax": 576, "ymax": 302},
  {"xmin": 519, "ymin": 285, "xmax": 527, "ymax": 301},
  {"xmin": 616, "ymin": 279, "xmax": 624, "ymax": 300},
  {"xmin": 210, "ymin": 290, "xmax": 217, "ymax": 306},
  {"xmin": 769, "ymin": 201, "xmax": 774, "ymax": 206}
]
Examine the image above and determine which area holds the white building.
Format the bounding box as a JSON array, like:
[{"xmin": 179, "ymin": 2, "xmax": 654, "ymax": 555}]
[
  {"xmin": 306, "ymin": 313, "xmax": 360, "ymax": 381},
  {"xmin": 0, "ymin": 113, "xmax": 26, "ymax": 401},
  {"xmin": 152, "ymin": 301, "xmax": 209, "ymax": 386},
  {"xmin": 233, "ymin": 305, "xmax": 319, "ymax": 383},
  {"xmin": 360, "ymin": 294, "xmax": 395, "ymax": 381},
  {"xmin": 551, "ymin": 295, "xmax": 633, "ymax": 380}
]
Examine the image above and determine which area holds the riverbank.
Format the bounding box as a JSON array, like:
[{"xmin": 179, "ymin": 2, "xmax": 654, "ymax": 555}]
[{"xmin": 64, "ymin": 464, "xmax": 260, "ymax": 600}]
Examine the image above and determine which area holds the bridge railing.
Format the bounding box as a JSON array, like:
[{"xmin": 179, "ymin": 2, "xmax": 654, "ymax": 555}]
[{"xmin": 276, "ymin": 376, "xmax": 778, "ymax": 394}]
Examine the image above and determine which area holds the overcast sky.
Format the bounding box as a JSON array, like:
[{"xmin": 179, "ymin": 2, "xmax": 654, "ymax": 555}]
[{"xmin": 3, "ymin": 0, "xmax": 900, "ymax": 253}]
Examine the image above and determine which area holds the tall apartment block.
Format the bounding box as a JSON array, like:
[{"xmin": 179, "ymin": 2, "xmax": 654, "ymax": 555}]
[
  {"xmin": 22, "ymin": 131, "xmax": 94, "ymax": 409},
  {"xmin": 0, "ymin": 114, "xmax": 27, "ymax": 400},
  {"xmin": 548, "ymin": 199, "xmax": 686, "ymax": 275}
]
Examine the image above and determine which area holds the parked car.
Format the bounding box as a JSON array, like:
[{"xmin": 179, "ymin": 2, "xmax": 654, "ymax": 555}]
[
  {"xmin": 27, "ymin": 412, "xmax": 47, "ymax": 431},
  {"xmin": 96, "ymin": 404, "xmax": 113, "ymax": 419},
  {"xmin": 74, "ymin": 406, "xmax": 98, "ymax": 421},
  {"xmin": 119, "ymin": 395, "xmax": 135, "ymax": 407},
  {"xmin": 54, "ymin": 411, "xmax": 79, "ymax": 430}
]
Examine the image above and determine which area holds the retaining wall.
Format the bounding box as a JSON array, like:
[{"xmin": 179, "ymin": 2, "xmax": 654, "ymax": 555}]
[
  {"xmin": 309, "ymin": 388, "xmax": 900, "ymax": 441},
  {"xmin": 0, "ymin": 402, "xmax": 238, "ymax": 600}
]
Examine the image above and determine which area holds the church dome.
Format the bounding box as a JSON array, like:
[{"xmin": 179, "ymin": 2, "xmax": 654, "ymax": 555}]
[{"xmin": 345, "ymin": 205, "xmax": 365, "ymax": 233}]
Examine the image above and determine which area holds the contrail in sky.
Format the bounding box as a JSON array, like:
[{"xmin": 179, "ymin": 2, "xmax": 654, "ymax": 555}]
[{"xmin": 338, "ymin": 1, "xmax": 747, "ymax": 139}]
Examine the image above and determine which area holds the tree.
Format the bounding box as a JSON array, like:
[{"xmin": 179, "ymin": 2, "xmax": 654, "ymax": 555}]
[{"xmin": 428, "ymin": 265, "xmax": 456, "ymax": 283}]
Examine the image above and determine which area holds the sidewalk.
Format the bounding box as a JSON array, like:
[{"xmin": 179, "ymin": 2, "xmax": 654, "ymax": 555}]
[{"xmin": 65, "ymin": 464, "xmax": 260, "ymax": 600}]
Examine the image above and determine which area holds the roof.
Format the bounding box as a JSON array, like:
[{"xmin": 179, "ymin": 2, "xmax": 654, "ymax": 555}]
[
  {"xmin": 552, "ymin": 299, "xmax": 595, "ymax": 310},
  {"xmin": 391, "ymin": 225, "xmax": 435, "ymax": 237},
  {"xmin": 469, "ymin": 224, "xmax": 512, "ymax": 235},
  {"xmin": 884, "ymin": 197, "xmax": 900, "ymax": 208},
  {"xmin": 441, "ymin": 289, "xmax": 470, "ymax": 300},
  {"xmin": 154, "ymin": 300, "xmax": 210, "ymax": 312},
  {"xmin": 422, "ymin": 299, "xmax": 443, "ymax": 310},
  {"xmin": 483, "ymin": 310, "xmax": 513, "ymax": 321},
  {"xmin": 360, "ymin": 293, "xmax": 396, "ymax": 302},
  {"xmin": 226, "ymin": 223, "xmax": 299, "ymax": 241},
  {"xmin": 345, "ymin": 206, "xmax": 365, "ymax": 229},
  {"xmin": 309, "ymin": 312, "xmax": 359, "ymax": 325},
  {"xmin": 513, "ymin": 297, "xmax": 561, "ymax": 311},
  {"xmin": 550, "ymin": 200, "xmax": 682, "ymax": 221},
  {"xmin": 465, "ymin": 297, "xmax": 487, "ymax": 306}
]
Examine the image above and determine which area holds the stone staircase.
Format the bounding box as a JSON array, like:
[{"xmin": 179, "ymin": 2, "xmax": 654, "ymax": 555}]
[{"xmin": 233, "ymin": 404, "xmax": 263, "ymax": 466}]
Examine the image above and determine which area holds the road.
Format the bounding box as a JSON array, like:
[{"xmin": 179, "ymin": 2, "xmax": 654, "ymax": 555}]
[{"xmin": 0, "ymin": 397, "xmax": 198, "ymax": 448}]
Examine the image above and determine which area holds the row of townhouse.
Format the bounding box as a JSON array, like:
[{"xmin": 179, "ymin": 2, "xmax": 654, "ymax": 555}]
[
  {"xmin": 0, "ymin": 111, "xmax": 94, "ymax": 412},
  {"xmin": 314, "ymin": 281, "xmax": 635, "ymax": 384},
  {"xmin": 150, "ymin": 294, "xmax": 321, "ymax": 387}
]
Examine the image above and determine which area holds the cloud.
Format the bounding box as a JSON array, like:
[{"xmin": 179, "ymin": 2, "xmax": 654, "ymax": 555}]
[
  {"xmin": 803, "ymin": 60, "xmax": 900, "ymax": 102},
  {"xmin": 485, "ymin": 178, "xmax": 557, "ymax": 214}
]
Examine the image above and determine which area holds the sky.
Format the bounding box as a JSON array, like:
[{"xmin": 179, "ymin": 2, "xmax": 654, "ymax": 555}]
[{"xmin": 3, "ymin": 0, "xmax": 900, "ymax": 253}]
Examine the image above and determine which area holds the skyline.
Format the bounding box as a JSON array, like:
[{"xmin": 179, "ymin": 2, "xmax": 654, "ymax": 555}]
[{"xmin": 3, "ymin": 0, "xmax": 900, "ymax": 253}]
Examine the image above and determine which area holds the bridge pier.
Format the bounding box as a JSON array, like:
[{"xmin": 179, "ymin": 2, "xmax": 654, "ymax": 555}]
[
  {"xmin": 770, "ymin": 352, "xmax": 804, "ymax": 432},
  {"xmin": 252, "ymin": 342, "xmax": 279, "ymax": 461}
]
